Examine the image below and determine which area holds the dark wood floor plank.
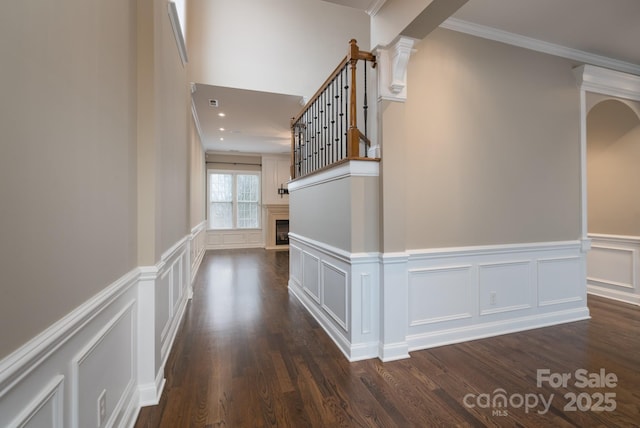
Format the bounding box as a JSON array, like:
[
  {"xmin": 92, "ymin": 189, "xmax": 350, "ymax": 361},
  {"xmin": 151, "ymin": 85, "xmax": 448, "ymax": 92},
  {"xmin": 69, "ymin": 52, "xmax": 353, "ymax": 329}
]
[{"xmin": 135, "ymin": 249, "xmax": 640, "ymax": 427}]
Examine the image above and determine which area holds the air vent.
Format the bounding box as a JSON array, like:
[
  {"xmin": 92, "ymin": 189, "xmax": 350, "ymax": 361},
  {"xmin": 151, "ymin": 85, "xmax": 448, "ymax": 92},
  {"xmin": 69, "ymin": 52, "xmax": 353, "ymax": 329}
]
[{"xmin": 209, "ymin": 99, "xmax": 219, "ymax": 107}]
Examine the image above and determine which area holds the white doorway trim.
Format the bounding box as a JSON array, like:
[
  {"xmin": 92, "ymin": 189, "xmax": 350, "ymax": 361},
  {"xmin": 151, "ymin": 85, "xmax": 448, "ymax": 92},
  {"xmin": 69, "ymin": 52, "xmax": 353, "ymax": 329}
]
[{"xmin": 573, "ymin": 65, "xmax": 640, "ymax": 240}]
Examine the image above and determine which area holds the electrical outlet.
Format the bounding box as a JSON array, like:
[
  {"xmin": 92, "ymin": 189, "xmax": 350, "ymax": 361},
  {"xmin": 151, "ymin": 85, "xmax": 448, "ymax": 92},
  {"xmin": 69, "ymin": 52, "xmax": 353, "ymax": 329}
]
[
  {"xmin": 97, "ymin": 389, "xmax": 107, "ymax": 427},
  {"xmin": 489, "ymin": 291, "xmax": 497, "ymax": 306}
]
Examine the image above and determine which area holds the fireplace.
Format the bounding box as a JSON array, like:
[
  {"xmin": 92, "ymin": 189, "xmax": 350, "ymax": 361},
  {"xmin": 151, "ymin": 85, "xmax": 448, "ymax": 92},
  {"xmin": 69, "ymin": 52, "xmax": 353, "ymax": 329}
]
[
  {"xmin": 275, "ymin": 220, "xmax": 289, "ymax": 245},
  {"xmin": 264, "ymin": 205, "xmax": 289, "ymax": 250}
]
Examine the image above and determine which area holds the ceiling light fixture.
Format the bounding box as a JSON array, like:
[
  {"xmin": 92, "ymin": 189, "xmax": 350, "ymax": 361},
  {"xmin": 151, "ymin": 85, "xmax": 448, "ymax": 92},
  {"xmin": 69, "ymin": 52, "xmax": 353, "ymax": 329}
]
[
  {"xmin": 219, "ymin": 127, "xmax": 225, "ymax": 131},
  {"xmin": 218, "ymin": 112, "xmax": 226, "ymax": 117}
]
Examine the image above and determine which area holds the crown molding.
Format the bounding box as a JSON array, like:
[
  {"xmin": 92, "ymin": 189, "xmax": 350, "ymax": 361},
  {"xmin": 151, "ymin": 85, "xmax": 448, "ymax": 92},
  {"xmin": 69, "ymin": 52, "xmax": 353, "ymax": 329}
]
[
  {"xmin": 573, "ymin": 65, "xmax": 640, "ymax": 101},
  {"xmin": 440, "ymin": 18, "xmax": 640, "ymax": 77},
  {"xmin": 168, "ymin": 1, "xmax": 188, "ymax": 65},
  {"xmin": 366, "ymin": 0, "xmax": 387, "ymax": 16}
]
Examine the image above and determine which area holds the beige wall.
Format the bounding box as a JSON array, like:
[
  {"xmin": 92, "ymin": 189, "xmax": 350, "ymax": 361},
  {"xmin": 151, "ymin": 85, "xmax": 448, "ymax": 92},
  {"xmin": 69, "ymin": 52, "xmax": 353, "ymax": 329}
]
[
  {"xmin": 187, "ymin": 0, "xmax": 370, "ymax": 100},
  {"xmin": 157, "ymin": 6, "xmax": 190, "ymax": 256},
  {"xmin": 587, "ymin": 99, "xmax": 640, "ymax": 236},
  {"xmin": 290, "ymin": 179, "xmax": 352, "ymax": 251},
  {"xmin": 0, "ymin": 0, "xmax": 138, "ymax": 358},
  {"xmin": 0, "ymin": 0, "xmax": 192, "ymax": 360},
  {"xmin": 137, "ymin": 0, "xmax": 191, "ymax": 263},
  {"xmin": 190, "ymin": 118, "xmax": 206, "ymax": 229},
  {"xmin": 290, "ymin": 175, "xmax": 379, "ymax": 253},
  {"xmin": 383, "ymin": 29, "xmax": 582, "ymax": 250}
]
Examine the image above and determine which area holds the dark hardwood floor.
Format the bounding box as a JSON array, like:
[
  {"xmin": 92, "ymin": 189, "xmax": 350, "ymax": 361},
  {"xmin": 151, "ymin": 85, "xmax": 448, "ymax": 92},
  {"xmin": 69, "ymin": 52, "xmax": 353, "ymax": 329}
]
[{"xmin": 135, "ymin": 249, "xmax": 640, "ymax": 427}]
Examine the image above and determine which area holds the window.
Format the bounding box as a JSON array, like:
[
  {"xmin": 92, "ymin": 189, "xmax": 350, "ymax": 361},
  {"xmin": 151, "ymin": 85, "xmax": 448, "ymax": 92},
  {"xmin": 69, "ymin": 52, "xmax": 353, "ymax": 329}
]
[{"xmin": 209, "ymin": 172, "xmax": 260, "ymax": 229}]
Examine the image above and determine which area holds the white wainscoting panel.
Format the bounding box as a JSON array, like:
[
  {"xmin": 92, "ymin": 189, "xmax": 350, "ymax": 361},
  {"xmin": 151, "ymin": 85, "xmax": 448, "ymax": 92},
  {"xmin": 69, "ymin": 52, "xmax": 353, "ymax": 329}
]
[
  {"xmin": 157, "ymin": 239, "xmax": 191, "ymax": 372},
  {"xmin": 206, "ymin": 229, "xmax": 264, "ymax": 250},
  {"xmin": 302, "ymin": 252, "xmax": 321, "ymax": 303},
  {"xmin": 478, "ymin": 261, "xmax": 532, "ymax": 316},
  {"xmin": 537, "ymin": 257, "xmax": 583, "ymax": 306},
  {"xmin": 289, "ymin": 236, "xmax": 589, "ymax": 362},
  {"xmin": 6, "ymin": 375, "xmax": 64, "ymax": 428},
  {"xmin": 408, "ymin": 266, "xmax": 473, "ymax": 326},
  {"xmin": 290, "ymin": 245, "xmax": 302, "ymax": 286},
  {"xmin": 72, "ymin": 302, "xmax": 135, "ymax": 428},
  {"xmin": 406, "ymin": 241, "xmax": 590, "ymax": 352},
  {"xmin": 587, "ymin": 234, "xmax": 640, "ymax": 305},
  {"xmin": 157, "ymin": 269, "xmax": 171, "ymax": 347},
  {"xmin": 0, "ymin": 270, "xmax": 140, "ymax": 428},
  {"xmin": 190, "ymin": 221, "xmax": 207, "ymax": 286},
  {"xmin": 588, "ymin": 246, "xmax": 634, "ymax": 288},
  {"xmin": 288, "ymin": 234, "xmax": 379, "ymax": 361},
  {"xmin": 321, "ymin": 262, "xmax": 349, "ymax": 331},
  {"xmin": 0, "ymin": 235, "xmax": 194, "ymax": 428}
]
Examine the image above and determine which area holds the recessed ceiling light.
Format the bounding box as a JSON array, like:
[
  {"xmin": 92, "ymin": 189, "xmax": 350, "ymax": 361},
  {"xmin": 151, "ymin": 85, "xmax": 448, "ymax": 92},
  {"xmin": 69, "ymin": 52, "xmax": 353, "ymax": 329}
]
[
  {"xmin": 218, "ymin": 112, "xmax": 225, "ymax": 117},
  {"xmin": 219, "ymin": 137, "xmax": 224, "ymax": 141},
  {"xmin": 219, "ymin": 127, "xmax": 225, "ymax": 131}
]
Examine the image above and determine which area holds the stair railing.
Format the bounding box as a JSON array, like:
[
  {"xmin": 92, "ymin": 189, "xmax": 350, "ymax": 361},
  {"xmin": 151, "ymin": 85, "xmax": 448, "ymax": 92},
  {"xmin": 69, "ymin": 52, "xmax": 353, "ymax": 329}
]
[{"xmin": 291, "ymin": 39, "xmax": 377, "ymax": 179}]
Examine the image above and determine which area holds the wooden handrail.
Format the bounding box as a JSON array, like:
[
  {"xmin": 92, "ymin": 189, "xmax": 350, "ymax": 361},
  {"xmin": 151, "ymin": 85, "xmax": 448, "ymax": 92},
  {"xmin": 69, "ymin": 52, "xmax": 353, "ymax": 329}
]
[
  {"xmin": 291, "ymin": 40, "xmax": 377, "ymax": 179},
  {"xmin": 291, "ymin": 40, "xmax": 376, "ymax": 125}
]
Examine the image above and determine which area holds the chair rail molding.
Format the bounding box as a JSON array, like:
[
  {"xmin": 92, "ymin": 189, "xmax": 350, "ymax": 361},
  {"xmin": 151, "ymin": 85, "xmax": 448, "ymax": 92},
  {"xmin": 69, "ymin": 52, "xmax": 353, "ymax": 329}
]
[{"xmin": 0, "ymin": 233, "xmax": 196, "ymax": 428}]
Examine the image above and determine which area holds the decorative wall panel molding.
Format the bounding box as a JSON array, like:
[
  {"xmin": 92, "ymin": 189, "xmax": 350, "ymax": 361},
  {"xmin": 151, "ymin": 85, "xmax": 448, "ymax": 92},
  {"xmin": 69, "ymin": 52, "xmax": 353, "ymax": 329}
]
[
  {"xmin": 6, "ymin": 375, "xmax": 64, "ymax": 428},
  {"xmin": 587, "ymin": 234, "xmax": 640, "ymax": 306},
  {"xmin": 406, "ymin": 241, "xmax": 589, "ymax": 352},
  {"xmin": 321, "ymin": 261, "xmax": 349, "ymax": 331},
  {"xmin": 288, "ymin": 233, "xmax": 379, "ymax": 361},
  {"xmin": 0, "ymin": 233, "xmax": 197, "ymax": 428},
  {"xmin": 206, "ymin": 229, "xmax": 264, "ymax": 250},
  {"xmin": 289, "ymin": 235, "xmax": 589, "ymax": 362},
  {"xmin": 408, "ymin": 266, "xmax": 473, "ymax": 326}
]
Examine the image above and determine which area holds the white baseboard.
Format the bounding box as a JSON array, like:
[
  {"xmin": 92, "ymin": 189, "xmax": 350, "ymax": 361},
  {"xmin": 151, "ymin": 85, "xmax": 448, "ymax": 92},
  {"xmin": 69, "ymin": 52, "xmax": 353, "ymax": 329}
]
[
  {"xmin": 0, "ymin": 234, "xmax": 195, "ymax": 428},
  {"xmin": 587, "ymin": 284, "xmax": 640, "ymax": 306},
  {"xmin": 288, "ymin": 282, "xmax": 353, "ymax": 360},
  {"xmin": 407, "ymin": 307, "xmax": 590, "ymax": 351}
]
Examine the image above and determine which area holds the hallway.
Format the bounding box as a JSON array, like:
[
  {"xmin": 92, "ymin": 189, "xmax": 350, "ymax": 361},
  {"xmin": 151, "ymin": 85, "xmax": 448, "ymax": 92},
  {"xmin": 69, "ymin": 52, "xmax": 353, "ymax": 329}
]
[{"xmin": 135, "ymin": 249, "xmax": 640, "ymax": 427}]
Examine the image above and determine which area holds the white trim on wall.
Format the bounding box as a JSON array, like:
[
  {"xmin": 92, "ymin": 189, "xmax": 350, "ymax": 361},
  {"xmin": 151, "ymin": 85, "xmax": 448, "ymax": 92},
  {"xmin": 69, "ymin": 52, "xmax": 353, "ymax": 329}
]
[
  {"xmin": 190, "ymin": 221, "xmax": 207, "ymax": 287},
  {"xmin": 0, "ymin": 233, "xmax": 198, "ymax": 428},
  {"xmin": 587, "ymin": 234, "xmax": 640, "ymax": 306},
  {"xmin": 441, "ymin": 19, "xmax": 640, "ymax": 76},
  {"xmin": 288, "ymin": 160, "xmax": 380, "ymax": 192},
  {"xmin": 289, "ymin": 233, "xmax": 590, "ymax": 362},
  {"xmin": 404, "ymin": 240, "xmax": 589, "ymax": 353},
  {"xmin": 206, "ymin": 229, "xmax": 264, "ymax": 250},
  {"xmin": 574, "ymin": 65, "xmax": 640, "ymax": 306},
  {"xmin": 288, "ymin": 233, "xmax": 380, "ymax": 362}
]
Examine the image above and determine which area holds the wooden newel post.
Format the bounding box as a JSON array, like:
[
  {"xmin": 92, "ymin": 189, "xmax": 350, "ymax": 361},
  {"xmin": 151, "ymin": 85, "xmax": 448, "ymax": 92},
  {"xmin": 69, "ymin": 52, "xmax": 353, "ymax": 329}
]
[{"xmin": 347, "ymin": 39, "xmax": 360, "ymax": 159}]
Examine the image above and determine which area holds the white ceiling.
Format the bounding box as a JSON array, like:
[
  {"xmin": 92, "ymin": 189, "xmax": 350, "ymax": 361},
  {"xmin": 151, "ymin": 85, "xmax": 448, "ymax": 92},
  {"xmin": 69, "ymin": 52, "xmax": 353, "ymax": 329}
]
[
  {"xmin": 194, "ymin": 0, "xmax": 640, "ymax": 155},
  {"xmin": 451, "ymin": 0, "xmax": 640, "ymax": 66},
  {"xmin": 192, "ymin": 84, "xmax": 303, "ymax": 155}
]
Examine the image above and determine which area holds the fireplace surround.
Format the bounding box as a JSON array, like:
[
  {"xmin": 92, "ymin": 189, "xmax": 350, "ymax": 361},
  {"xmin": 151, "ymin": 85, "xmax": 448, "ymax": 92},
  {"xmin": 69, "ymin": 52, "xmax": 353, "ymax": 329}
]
[{"xmin": 265, "ymin": 205, "xmax": 289, "ymax": 250}]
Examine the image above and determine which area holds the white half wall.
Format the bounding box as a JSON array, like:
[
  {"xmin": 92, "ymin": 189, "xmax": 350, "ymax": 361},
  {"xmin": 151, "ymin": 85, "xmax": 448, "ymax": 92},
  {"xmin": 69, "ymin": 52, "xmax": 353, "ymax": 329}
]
[
  {"xmin": 289, "ymin": 234, "xmax": 380, "ymax": 362},
  {"xmin": 0, "ymin": 232, "xmax": 204, "ymax": 427},
  {"xmin": 587, "ymin": 234, "xmax": 640, "ymax": 305},
  {"xmin": 289, "ymin": 236, "xmax": 590, "ymax": 362}
]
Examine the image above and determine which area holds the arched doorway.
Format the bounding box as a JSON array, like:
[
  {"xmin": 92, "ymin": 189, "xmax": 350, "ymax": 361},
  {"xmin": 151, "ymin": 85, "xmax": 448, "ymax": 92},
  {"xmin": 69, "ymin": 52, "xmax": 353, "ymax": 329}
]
[{"xmin": 585, "ymin": 96, "xmax": 640, "ymax": 305}]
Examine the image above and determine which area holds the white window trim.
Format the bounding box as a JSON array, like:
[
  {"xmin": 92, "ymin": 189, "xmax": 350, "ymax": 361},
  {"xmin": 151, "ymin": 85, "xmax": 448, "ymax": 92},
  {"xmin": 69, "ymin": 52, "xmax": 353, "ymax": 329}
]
[{"xmin": 207, "ymin": 169, "xmax": 262, "ymax": 231}]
